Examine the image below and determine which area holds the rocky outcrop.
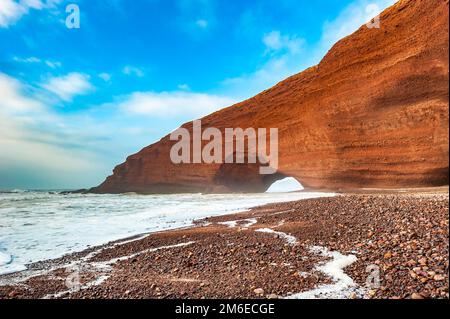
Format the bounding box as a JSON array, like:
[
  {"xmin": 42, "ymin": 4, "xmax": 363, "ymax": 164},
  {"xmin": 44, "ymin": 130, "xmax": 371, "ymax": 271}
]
[{"xmin": 92, "ymin": 0, "xmax": 449, "ymax": 194}]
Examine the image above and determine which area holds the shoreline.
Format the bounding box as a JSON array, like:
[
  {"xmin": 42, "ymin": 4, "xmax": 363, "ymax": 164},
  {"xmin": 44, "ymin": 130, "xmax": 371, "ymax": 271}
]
[
  {"xmin": 0, "ymin": 191, "xmax": 334, "ymax": 278},
  {"xmin": 0, "ymin": 190, "xmax": 448, "ymax": 299}
]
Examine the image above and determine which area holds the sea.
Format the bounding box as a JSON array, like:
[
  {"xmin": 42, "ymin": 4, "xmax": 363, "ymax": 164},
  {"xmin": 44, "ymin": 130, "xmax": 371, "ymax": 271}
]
[{"xmin": 0, "ymin": 188, "xmax": 335, "ymax": 276}]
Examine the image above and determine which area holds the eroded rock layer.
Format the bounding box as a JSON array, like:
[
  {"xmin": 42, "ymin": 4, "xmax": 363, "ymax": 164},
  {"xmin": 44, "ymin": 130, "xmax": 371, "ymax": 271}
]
[{"xmin": 92, "ymin": 0, "xmax": 449, "ymax": 194}]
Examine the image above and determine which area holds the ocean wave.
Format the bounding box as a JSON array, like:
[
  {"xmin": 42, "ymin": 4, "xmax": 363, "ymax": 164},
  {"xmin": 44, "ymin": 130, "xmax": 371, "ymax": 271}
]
[
  {"xmin": 0, "ymin": 191, "xmax": 336, "ymax": 275},
  {"xmin": 0, "ymin": 251, "xmax": 12, "ymax": 266},
  {"xmin": 0, "ymin": 189, "xmax": 28, "ymax": 194}
]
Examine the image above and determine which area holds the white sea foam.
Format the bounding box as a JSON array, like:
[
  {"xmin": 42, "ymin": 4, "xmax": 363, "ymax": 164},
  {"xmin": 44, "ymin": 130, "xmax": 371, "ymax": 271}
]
[
  {"xmin": 0, "ymin": 251, "xmax": 11, "ymax": 266},
  {"xmin": 218, "ymin": 220, "xmax": 239, "ymax": 228},
  {"xmin": 286, "ymin": 246, "xmax": 364, "ymax": 299},
  {"xmin": 219, "ymin": 218, "xmax": 258, "ymax": 229},
  {"xmin": 0, "ymin": 191, "xmax": 335, "ymax": 275},
  {"xmin": 0, "ymin": 251, "xmax": 26, "ymax": 275},
  {"xmin": 240, "ymin": 218, "xmax": 258, "ymax": 228},
  {"xmin": 98, "ymin": 241, "xmax": 196, "ymax": 265},
  {"xmin": 256, "ymin": 228, "xmax": 297, "ymax": 245},
  {"xmin": 253, "ymin": 226, "xmax": 363, "ymax": 299},
  {"xmin": 43, "ymin": 241, "xmax": 196, "ymax": 299}
]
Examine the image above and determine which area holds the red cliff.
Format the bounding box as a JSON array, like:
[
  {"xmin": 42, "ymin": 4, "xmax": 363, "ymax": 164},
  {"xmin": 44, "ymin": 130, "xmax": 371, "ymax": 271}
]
[{"xmin": 92, "ymin": 0, "xmax": 449, "ymax": 194}]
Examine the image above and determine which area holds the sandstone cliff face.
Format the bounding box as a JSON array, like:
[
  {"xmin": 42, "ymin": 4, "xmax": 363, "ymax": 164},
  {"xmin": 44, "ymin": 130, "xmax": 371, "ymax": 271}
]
[{"xmin": 92, "ymin": 0, "xmax": 449, "ymax": 194}]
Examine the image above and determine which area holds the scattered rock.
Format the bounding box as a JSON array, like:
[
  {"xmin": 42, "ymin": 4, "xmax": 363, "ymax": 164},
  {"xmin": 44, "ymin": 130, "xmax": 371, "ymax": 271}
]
[
  {"xmin": 411, "ymin": 293, "xmax": 425, "ymax": 299},
  {"xmin": 254, "ymin": 288, "xmax": 264, "ymax": 296}
]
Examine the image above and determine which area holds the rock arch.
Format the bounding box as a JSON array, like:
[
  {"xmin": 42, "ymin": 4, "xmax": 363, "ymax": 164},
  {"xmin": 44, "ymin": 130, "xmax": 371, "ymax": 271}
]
[{"xmin": 91, "ymin": 0, "xmax": 449, "ymax": 195}]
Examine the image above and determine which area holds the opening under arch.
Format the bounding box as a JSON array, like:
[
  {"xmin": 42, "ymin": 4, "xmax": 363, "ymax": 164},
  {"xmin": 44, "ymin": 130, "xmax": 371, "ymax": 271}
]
[{"xmin": 266, "ymin": 177, "xmax": 304, "ymax": 193}]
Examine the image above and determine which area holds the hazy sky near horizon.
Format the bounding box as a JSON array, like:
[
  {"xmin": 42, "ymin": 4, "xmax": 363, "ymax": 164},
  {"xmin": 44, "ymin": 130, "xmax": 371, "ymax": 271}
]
[{"xmin": 0, "ymin": 0, "xmax": 396, "ymax": 190}]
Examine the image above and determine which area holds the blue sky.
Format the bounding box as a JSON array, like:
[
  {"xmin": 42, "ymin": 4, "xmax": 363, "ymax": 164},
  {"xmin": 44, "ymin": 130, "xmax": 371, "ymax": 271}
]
[{"xmin": 0, "ymin": 0, "xmax": 395, "ymax": 190}]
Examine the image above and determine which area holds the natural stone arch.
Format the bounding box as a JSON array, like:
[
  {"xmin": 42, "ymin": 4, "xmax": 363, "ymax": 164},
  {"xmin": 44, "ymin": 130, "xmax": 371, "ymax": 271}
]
[
  {"xmin": 91, "ymin": 0, "xmax": 449, "ymax": 195},
  {"xmin": 210, "ymin": 152, "xmax": 288, "ymax": 193}
]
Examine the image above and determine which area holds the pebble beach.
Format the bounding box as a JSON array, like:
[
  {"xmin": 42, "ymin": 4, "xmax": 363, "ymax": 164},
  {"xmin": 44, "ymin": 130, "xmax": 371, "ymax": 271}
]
[{"xmin": 0, "ymin": 190, "xmax": 448, "ymax": 299}]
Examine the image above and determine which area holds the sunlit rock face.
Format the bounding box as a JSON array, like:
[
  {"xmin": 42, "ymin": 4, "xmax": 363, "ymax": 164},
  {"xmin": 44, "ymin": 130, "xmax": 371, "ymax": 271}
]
[{"xmin": 91, "ymin": 0, "xmax": 449, "ymax": 194}]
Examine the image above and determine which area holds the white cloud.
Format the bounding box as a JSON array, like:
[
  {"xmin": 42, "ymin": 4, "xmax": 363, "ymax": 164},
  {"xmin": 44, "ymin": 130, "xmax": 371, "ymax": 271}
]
[
  {"xmin": 0, "ymin": 72, "xmax": 105, "ymax": 188},
  {"xmin": 263, "ymin": 30, "xmax": 303, "ymax": 54},
  {"xmin": 22, "ymin": 0, "xmax": 44, "ymax": 9},
  {"xmin": 122, "ymin": 65, "xmax": 144, "ymax": 77},
  {"xmin": 0, "ymin": 0, "xmax": 61, "ymax": 28},
  {"xmin": 0, "ymin": 73, "xmax": 215, "ymax": 189},
  {"xmin": 118, "ymin": 91, "xmax": 236, "ymax": 118},
  {"xmin": 98, "ymin": 73, "xmax": 112, "ymax": 82},
  {"xmin": 0, "ymin": 0, "xmax": 26, "ymax": 28},
  {"xmin": 0, "ymin": 72, "xmax": 43, "ymax": 113},
  {"xmin": 42, "ymin": 72, "xmax": 94, "ymax": 101}
]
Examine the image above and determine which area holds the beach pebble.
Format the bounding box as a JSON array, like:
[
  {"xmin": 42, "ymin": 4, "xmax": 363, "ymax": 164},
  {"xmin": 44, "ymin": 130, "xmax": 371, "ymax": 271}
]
[
  {"xmin": 433, "ymin": 274, "xmax": 445, "ymax": 281},
  {"xmin": 411, "ymin": 293, "xmax": 425, "ymax": 299},
  {"xmin": 253, "ymin": 288, "xmax": 264, "ymax": 296}
]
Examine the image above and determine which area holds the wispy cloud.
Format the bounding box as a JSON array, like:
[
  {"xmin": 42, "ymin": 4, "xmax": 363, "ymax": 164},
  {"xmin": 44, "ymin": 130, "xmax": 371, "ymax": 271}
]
[
  {"xmin": 118, "ymin": 91, "xmax": 236, "ymax": 118},
  {"xmin": 13, "ymin": 56, "xmax": 61, "ymax": 68},
  {"xmin": 220, "ymin": 30, "xmax": 305, "ymax": 99},
  {"xmin": 0, "ymin": 0, "xmax": 61, "ymax": 28},
  {"xmin": 41, "ymin": 72, "xmax": 94, "ymax": 102},
  {"xmin": 176, "ymin": 0, "xmax": 216, "ymax": 35},
  {"xmin": 13, "ymin": 56, "xmax": 41, "ymax": 63},
  {"xmin": 98, "ymin": 72, "xmax": 112, "ymax": 82},
  {"xmin": 44, "ymin": 60, "xmax": 61, "ymax": 69},
  {"xmin": 263, "ymin": 30, "xmax": 303, "ymax": 55},
  {"xmin": 122, "ymin": 65, "xmax": 144, "ymax": 77},
  {"xmin": 0, "ymin": 72, "xmax": 43, "ymax": 113}
]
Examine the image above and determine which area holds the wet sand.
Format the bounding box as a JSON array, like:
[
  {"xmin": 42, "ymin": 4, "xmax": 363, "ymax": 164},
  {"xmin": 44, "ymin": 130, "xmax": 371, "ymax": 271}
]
[{"xmin": 0, "ymin": 190, "xmax": 448, "ymax": 299}]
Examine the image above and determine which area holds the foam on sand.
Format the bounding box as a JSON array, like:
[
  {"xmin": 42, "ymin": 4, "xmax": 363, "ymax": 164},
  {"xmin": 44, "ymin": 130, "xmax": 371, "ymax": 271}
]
[
  {"xmin": 219, "ymin": 218, "xmax": 258, "ymax": 229},
  {"xmin": 0, "ymin": 191, "xmax": 334, "ymax": 275},
  {"xmin": 44, "ymin": 241, "xmax": 196, "ymax": 299},
  {"xmin": 256, "ymin": 228, "xmax": 297, "ymax": 245},
  {"xmin": 286, "ymin": 246, "xmax": 364, "ymax": 299}
]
